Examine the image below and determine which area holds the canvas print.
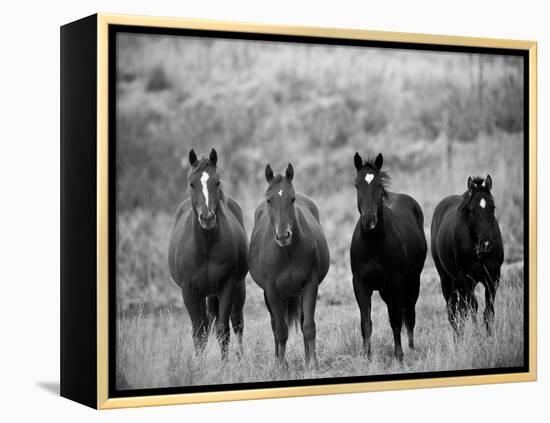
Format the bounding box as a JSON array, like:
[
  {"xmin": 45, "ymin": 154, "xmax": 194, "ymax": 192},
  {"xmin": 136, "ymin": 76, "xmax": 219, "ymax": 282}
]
[{"xmin": 114, "ymin": 31, "xmax": 526, "ymax": 391}]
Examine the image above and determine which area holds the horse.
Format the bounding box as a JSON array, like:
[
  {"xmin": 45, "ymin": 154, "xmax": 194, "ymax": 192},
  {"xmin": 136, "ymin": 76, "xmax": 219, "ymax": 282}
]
[
  {"xmin": 350, "ymin": 152, "xmax": 427, "ymax": 361},
  {"xmin": 431, "ymin": 175, "xmax": 504, "ymax": 335},
  {"xmin": 248, "ymin": 163, "xmax": 330, "ymax": 368},
  {"xmin": 168, "ymin": 149, "xmax": 248, "ymax": 360}
]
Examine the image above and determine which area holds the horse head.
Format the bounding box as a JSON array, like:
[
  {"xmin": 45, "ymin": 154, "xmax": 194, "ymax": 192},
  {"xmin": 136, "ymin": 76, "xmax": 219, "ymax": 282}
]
[
  {"xmin": 188, "ymin": 148, "xmax": 222, "ymax": 230},
  {"xmin": 265, "ymin": 163, "xmax": 296, "ymax": 247},
  {"xmin": 354, "ymin": 152, "xmax": 389, "ymax": 231},
  {"xmin": 463, "ymin": 175, "xmax": 496, "ymax": 257}
]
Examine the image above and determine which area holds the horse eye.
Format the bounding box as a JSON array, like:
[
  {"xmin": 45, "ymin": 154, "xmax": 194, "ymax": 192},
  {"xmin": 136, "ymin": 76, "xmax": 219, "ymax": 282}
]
[
  {"xmin": 267, "ymin": 199, "xmax": 271, "ymax": 204},
  {"xmin": 216, "ymin": 181, "xmax": 220, "ymax": 187},
  {"xmin": 190, "ymin": 183, "xmax": 194, "ymax": 188},
  {"xmin": 292, "ymin": 197, "xmax": 296, "ymax": 203}
]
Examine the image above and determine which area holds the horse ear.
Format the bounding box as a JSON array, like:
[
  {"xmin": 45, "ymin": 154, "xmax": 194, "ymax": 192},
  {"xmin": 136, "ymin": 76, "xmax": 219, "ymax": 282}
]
[
  {"xmin": 209, "ymin": 148, "xmax": 218, "ymax": 166},
  {"xmin": 484, "ymin": 174, "xmax": 492, "ymax": 191},
  {"xmin": 375, "ymin": 153, "xmax": 383, "ymax": 170},
  {"xmin": 265, "ymin": 164, "xmax": 274, "ymax": 182},
  {"xmin": 354, "ymin": 152, "xmax": 363, "ymax": 171},
  {"xmin": 285, "ymin": 163, "xmax": 294, "ymax": 182},
  {"xmin": 189, "ymin": 149, "xmax": 197, "ymax": 166},
  {"xmin": 467, "ymin": 176, "xmax": 475, "ymax": 193}
]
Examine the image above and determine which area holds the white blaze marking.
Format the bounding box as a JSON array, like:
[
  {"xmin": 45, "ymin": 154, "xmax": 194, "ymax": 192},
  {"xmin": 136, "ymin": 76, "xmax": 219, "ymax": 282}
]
[
  {"xmin": 278, "ymin": 189, "xmax": 283, "ymax": 197},
  {"xmin": 480, "ymin": 198, "xmax": 486, "ymax": 209},
  {"xmin": 200, "ymin": 171, "xmax": 210, "ymax": 207},
  {"xmin": 365, "ymin": 173, "xmax": 374, "ymax": 184}
]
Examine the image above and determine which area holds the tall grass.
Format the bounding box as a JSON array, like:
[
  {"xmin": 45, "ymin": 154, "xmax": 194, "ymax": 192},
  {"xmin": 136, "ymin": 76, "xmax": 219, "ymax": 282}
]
[{"xmin": 117, "ymin": 266, "xmax": 524, "ymax": 389}]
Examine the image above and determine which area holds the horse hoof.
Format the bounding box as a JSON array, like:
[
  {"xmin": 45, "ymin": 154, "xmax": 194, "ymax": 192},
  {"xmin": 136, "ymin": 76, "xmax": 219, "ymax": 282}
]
[{"xmin": 277, "ymin": 359, "xmax": 289, "ymax": 371}]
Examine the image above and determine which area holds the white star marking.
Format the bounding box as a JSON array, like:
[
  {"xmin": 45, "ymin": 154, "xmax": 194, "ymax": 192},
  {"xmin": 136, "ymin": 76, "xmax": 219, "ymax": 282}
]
[
  {"xmin": 365, "ymin": 173, "xmax": 374, "ymax": 184},
  {"xmin": 278, "ymin": 189, "xmax": 283, "ymax": 196},
  {"xmin": 480, "ymin": 198, "xmax": 486, "ymax": 209}
]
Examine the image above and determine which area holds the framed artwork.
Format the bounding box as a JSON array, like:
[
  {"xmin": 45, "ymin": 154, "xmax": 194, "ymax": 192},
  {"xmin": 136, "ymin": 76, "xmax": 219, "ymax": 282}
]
[{"xmin": 60, "ymin": 13, "xmax": 537, "ymax": 409}]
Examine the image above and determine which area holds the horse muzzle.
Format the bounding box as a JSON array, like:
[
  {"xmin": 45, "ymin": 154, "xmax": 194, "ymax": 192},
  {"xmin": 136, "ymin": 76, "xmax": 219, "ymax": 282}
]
[
  {"xmin": 361, "ymin": 213, "xmax": 377, "ymax": 230},
  {"xmin": 275, "ymin": 230, "xmax": 292, "ymax": 247},
  {"xmin": 199, "ymin": 211, "xmax": 217, "ymax": 230},
  {"xmin": 475, "ymin": 240, "xmax": 492, "ymax": 257}
]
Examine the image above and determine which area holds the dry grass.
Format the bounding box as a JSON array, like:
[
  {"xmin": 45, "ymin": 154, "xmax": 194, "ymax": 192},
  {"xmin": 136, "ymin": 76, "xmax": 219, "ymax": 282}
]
[{"xmin": 116, "ymin": 265, "xmax": 524, "ymax": 390}]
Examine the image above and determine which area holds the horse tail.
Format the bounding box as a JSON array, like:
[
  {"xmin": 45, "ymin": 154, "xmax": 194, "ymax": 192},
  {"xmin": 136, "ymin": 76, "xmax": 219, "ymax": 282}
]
[
  {"xmin": 206, "ymin": 296, "xmax": 219, "ymax": 324},
  {"xmin": 285, "ymin": 296, "xmax": 302, "ymax": 332}
]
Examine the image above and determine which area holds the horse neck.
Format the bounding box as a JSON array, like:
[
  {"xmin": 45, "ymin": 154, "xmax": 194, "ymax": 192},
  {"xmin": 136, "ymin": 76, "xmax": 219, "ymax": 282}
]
[
  {"xmin": 456, "ymin": 203, "xmax": 476, "ymax": 245},
  {"xmin": 290, "ymin": 208, "xmax": 304, "ymax": 244},
  {"xmin": 360, "ymin": 203, "xmax": 390, "ymax": 243}
]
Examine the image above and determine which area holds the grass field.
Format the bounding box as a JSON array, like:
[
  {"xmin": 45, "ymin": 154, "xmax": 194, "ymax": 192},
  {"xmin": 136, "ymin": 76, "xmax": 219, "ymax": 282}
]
[{"xmin": 116, "ymin": 264, "xmax": 524, "ymax": 389}]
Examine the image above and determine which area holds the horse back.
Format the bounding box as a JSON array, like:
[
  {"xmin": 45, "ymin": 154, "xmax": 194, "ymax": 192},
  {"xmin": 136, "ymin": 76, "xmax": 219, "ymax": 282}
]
[
  {"xmin": 387, "ymin": 192, "xmax": 427, "ymax": 264},
  {"xmin": 296, "ymin": 196, "xmax": 330, "ymax": 283},
  {"xmin": 296, "ymin": 193, "xmax": 321, "ymax": 222},
  {"xmin": 225, "ymin": 195, "xmax": 246, "ymax": 230},
  {"xmin": 388, "ymin": 192, "xmax": 424, "ymax": 232},
  {"xmin": 431, "ymin": 195, "xmax": 462, "ymax": 243},
  {"xmin": 430, "ymin": 195, "xmax": 462, "ymax": 277}
]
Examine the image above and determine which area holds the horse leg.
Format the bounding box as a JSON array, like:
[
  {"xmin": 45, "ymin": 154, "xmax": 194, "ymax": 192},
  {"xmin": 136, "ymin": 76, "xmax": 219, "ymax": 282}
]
[
  {"xmin": 353, "ymin": 278, "xmax": 373, "ymax": 358},
  {"xmin": 264, "ymin": 291, "xmax": 278, "ymax": 353},
  {"xmin": 230, "ymin": 279, "xmax": 246, "ymax": 358},
  {"xmin": 216, "ymin": 281, "xmax": 236, "ymax": 361},
  {"xmin": 403, "ymin": 307, "xmax": 416, "ymax": 350},
  {"xmin": 265, "ymin": 287, "xmax": 289, "ymax": 367},
  {"xmin": 383, "ymin": 284, "xmax": 404, "ymax": 362},
  {"xmin": 483, "ymin": 275, "xmax": 499, "ymax": 335},
  {"xmin": 301, "ymin": 282, "xmax": 319, "ymax": 370},
  {"xmin": 388, "ymin": 299, "xmax": 404, "ymax": 362},
  {"xmin": 181, "ymin": 284, "xmax": 209, "ymax": 354},
  {"xmin": 404, "ymin": 274, "xmax": 420, "ymax": 350}
]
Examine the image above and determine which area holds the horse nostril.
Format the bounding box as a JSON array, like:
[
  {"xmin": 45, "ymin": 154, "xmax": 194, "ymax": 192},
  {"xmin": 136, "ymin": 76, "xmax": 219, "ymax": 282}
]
[
  {"xmin": 276, "ymin": 231, "xmax": 291, "ymax": 242},
  {"xmin": 362, "ymin": 213, "xmax": 377, "ymax": 229},
  {"xmin": 200, "ymin": 211, "xmax": 216, "ymax": 225}
]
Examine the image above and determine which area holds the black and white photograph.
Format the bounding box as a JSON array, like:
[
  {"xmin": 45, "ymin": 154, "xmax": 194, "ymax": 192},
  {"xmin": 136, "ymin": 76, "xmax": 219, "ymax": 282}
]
[{"xmin": 114, "ymin": 29, "xmax": 527, "ymax": 392}]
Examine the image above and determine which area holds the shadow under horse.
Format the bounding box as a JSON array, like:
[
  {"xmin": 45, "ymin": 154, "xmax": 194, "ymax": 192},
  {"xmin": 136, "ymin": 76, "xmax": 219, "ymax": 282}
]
[
  {"xmin": 249, "ymin": 163, "xmax": 330, "ymax": 368},
  {"xmin": 168, "ymin": 149, "xmax": 248, "ymax": 360},
  {"xmin": 431, "ymin": 175, "xmax": 504, "ymax": 336},
  {"xmin": 350, "ymin": 153, "xmax": 427, "ymax": 362}
]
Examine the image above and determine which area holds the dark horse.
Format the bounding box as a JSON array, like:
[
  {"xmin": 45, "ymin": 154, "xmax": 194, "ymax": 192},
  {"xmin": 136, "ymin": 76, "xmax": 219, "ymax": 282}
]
[
  {"xmin": 168, "ymin": 149, "xmax": 248, "ymax": 359},
  {"xmin": 249, "ymin": 163, "xmax": 330, "ymax": 368},
  {"xmin": 350, "ymin": 153, "xmax": 427, "ymax": 361},
  {"xmin": 431, "ymin": 175, "xmax": 503, "ymax": 335}
]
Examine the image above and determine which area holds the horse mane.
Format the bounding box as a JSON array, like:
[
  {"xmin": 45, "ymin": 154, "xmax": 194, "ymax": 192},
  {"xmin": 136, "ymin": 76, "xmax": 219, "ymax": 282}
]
[{"xmin": 458, "ymin": 176, "xmax": 493, "ymax": 216}]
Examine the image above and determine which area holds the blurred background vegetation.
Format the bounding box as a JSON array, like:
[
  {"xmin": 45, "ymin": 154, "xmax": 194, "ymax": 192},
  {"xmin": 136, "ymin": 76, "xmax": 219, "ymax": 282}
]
[{"xmin": 116, "ymin": 33, "xmax": 524, "ymax": 312}]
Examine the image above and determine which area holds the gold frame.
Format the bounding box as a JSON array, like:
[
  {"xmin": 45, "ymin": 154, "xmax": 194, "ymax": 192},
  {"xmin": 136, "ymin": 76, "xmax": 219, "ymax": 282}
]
[{"xmin": 96, "ymin": 13, "xmax": 537, "ymax": 409}]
